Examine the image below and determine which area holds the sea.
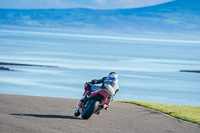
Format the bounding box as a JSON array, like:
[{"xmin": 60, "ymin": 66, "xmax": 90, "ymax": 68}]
[{"xmin": 0, "ymin": 27, "xmax": 200, "ymax": 106}]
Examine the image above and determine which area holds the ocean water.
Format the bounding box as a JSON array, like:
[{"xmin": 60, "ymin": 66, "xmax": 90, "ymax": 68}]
[{"xmin": 0, "ymin": 28, "xmax": 200, "ymax": 106}]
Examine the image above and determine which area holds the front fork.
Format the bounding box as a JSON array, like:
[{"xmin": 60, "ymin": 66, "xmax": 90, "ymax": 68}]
[{"xmin": 78, "ymin": 98, "xmax": 91, "ymax": 114}]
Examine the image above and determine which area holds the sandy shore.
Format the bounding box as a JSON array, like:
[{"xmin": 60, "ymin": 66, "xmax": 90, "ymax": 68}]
[{"xmin": 0, "ymin": 94, "xmax": 199, "ymax": 133}]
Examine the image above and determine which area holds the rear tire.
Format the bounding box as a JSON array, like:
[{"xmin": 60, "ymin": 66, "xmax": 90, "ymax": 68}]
[
  {"xmin": 82, "ymin": 99, "xmax": 97, "ymax": 119},
  {"xmin": 74, "ymin": 108, "xmax": 80, "ymax": 117}
]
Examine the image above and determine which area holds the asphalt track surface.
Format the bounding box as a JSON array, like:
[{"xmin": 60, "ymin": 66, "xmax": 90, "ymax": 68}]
[{"xmin": 0, "ymin": 94, "xmax": 199, "ymax": 133}]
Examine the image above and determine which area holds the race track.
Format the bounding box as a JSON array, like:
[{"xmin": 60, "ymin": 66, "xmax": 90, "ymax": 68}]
[{"xmin": 0, "ymin": 94, "xmax": 199, "ymax": 133}]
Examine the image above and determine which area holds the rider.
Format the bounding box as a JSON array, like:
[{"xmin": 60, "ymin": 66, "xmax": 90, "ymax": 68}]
[{"xmin": 81, "ymin": 72, "xmax": 119, "ymax": 109}]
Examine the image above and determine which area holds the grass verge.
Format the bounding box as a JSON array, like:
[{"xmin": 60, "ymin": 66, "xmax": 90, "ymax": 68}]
[{"xmin": 116, "ymin": 100, "xmax": 200, "ymax": 125}]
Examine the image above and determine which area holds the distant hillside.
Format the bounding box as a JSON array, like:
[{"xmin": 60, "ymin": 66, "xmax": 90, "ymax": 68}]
[{"xmin": 0, "ymin": 0, "xmax": 200, "ymax": 34}]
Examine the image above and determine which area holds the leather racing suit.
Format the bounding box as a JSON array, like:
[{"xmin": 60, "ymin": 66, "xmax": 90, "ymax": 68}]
[{"xmin": 83, "ymin": 77, "xmax": 119, "ymax": 106}]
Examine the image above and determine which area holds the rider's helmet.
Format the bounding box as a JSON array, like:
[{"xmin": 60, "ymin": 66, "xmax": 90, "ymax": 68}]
[
  {"xmin": 108, "ymin": 72, "xmax": 118, "ymax": 83},
  {"xmin": 104, "ymin": 72, "xmax": 119, "ymax": 95}
]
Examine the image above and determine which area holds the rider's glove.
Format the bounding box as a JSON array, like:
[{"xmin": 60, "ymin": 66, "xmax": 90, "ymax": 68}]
[{"xmin": 91, "ymin": 79, "xmax": 97, "ymax": 84}]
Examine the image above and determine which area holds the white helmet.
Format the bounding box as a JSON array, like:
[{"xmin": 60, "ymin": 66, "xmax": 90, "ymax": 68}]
[
  {"xmin": 108, "ymin": 72, "xmax": 118, "ymax": 83},
  {"xmin": 105, "ymin": 72, "xmax": 119, "ymax": 95},
  {"xmin": 108, "ymin": 72, "xmax": 117, "ymax": 78}
]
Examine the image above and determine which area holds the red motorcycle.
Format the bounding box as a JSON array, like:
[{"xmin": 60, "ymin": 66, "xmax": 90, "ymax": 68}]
[{"xmin": 74, "ymin": 83, "xmax": 110, "ymax": 119}]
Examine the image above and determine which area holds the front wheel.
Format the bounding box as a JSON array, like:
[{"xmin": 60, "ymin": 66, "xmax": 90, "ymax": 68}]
[
  {"xmin": 82, "ymin": 99, "xmax": 97, "ymax": 119},
  {"xmin": 74, "ymin": 108, "xmax": 80, "ymax": 117}
]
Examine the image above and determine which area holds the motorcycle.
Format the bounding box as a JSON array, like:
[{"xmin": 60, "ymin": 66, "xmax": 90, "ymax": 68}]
[{"xmin": 74, "ymin": 83, "xmax": 110, "ymax": 119}]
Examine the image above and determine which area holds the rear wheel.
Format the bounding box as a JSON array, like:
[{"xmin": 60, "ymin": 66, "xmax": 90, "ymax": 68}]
[{"xmin": 82, "ymin": 99, "xmax": 97, "ymax": 119}]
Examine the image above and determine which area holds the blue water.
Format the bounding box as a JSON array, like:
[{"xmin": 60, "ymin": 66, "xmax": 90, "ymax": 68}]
[{"xmin": 0, "ymin": 28, "xmax": 200, "ymax": 106}]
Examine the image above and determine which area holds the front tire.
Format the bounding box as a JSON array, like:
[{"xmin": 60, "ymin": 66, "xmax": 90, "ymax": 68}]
[
  {"xmin": 74, "ymin": 108, "xmax": 80, "ymax": 117},
  {"xmin": 82, "ymin": 99, "xmax": 96, "ymax": 119}
]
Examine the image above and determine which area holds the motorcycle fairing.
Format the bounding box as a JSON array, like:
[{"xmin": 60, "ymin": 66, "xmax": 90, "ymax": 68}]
[{"xmin": 91, "ymin": 89, "xmax": 109, "ymax": 105}]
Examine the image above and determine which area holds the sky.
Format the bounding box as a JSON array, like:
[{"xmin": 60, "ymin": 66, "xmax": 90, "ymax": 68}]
[{"xmin": 0, "ymin": 0, "xmax": 173, "ymax": 9}]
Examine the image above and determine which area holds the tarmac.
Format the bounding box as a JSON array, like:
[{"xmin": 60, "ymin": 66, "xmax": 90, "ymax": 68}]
[{"xmin": 0, "ymin": 94, "xmax": 199, "ymax": 133}]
